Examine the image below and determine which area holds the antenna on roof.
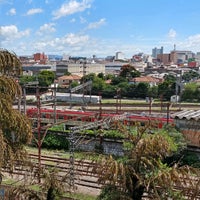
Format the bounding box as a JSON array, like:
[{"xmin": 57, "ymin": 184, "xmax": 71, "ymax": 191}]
[{"xmin": 174, "ymin": 44, "xmax": 176, "ymax": 51}]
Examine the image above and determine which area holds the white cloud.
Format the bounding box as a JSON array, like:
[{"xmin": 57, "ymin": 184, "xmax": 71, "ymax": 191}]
[
  {"xmin": 32, "ymin": 33, "xmax": 90, "ymax": 53},
  {"xmin": 182, "ymin": 34, "xmax": 200, "ymax": 50},
  {"xmin": 26, "ymin": 8, "xmax": 43, "ymax": 16},
  {"xmin": 168, "ymin": 28, "xmax": 177, "ymax": 38},
  {"xmin": 7, "ymin": 8, "xmax": 16, "ymax": 16},
  {"xmin": 62, "ymin": 33, "xmax": 89, "ymax": 45},
  {"xmin": 36, "ymin": 23, "xmax": 56, "ymax": 35},
  {"xmin": 0, "ymin": 25, "xmax": 30, "ymax": 41},
  {"xmin": 87, "ymin": 18, "xmax": 106, "ymax": 29},
  {"xmin": 52, "ymin": 0, "xmax": 92, "ymax": 20}
]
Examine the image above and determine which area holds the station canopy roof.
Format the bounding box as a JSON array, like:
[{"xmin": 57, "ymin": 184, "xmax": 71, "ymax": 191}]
[{"xmin": 171, "ymin": 110, "xmax": 200, "ymax": 121}]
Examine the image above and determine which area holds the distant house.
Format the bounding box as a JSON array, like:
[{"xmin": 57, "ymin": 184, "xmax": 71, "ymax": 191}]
[
  {"xmin": 58, "ymin": 75, "xmax": 81, "ymax": 88},
  {"xmin": 129, "ymin": 76, "xmax": 163, "ymax": 87}
]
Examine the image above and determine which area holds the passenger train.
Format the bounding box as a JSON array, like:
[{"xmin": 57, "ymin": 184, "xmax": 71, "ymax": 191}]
[{"xmin": 26, "ymin": 107, "xmax": 174, "ymax": 129}]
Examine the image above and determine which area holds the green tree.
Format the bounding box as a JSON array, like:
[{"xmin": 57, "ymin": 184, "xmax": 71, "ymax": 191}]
[
  {"xmin": 102, "ymin": 84, "xmax": 116, "ymax": 98},
  {"xmin": 0, "ymin": 49, "xmax": 22, "ymax": 76},
  {"xmin": 64, "ymin": 71, "xmax": 71, "ymax": 76},
  {"xmin": 111, "ymin": 76, "xmax": 127, "ymax": 85},
  {"xmin": 119, "ymin": 64, "xmax": 140, "ymax": 79},
  {"xmin": 182, "ymin": 70, "xmax": 200, "ymax": 82},
  {"xmin": 19, "ymin": 75, "xmax": 37, "ymax": 85},
  {"xmin": 38, "ymin": 70, "xmax": 55, "ymax": 87},
  {"xmin": 158, "ymin": 81, "xmax": 176, "ymax": 101},
  {"xmin": 164, "ymin": 74, "xmax": 176, "ymax": 82},
  {"xmin": 0, "ymin": 50, "xmax": 32, "ymax": 183},
  {"xmin": 92, "ymin": 77, "xmax": 106, "ymax": 95},
  {"xmin": 147, "ymin": 85, "xmax": 158, "ymax": 98},
  {"xmin": 93, "ymin": 125, "xmax": 200, "ymax": 200},
  {"xmin": 134, "ymin": 82, "xmax": 149, "ymax": 98},
  {"xmin": 181, "ymin": 82, "xmax": 200, "ymax": 101},
  {"xmin": 97, "ymin": 72, "xmax": 105, "ymax": 80}
]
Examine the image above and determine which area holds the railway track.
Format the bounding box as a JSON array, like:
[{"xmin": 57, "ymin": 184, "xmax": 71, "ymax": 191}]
[
  {"xmin": 2, "ymin": 153, "xmax": 101, "ymax": 197},
  {"xmin": 2, "ymin": 152, "xmax": 200, "ymax": 199}
]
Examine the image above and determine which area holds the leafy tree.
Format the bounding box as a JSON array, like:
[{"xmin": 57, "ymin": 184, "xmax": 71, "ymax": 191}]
[
  {"xmin": 126, "ymin": 84, "xmax": 137, "ymax": 98},
  {"xmin": 181, "ymin": 82, "xmax": 200, "ymax": 101},
  {"xmin": 0, "ymin": 49, "xmax": 22, "ymax": 76},
  {"xmin": 105, "ymin": 74, "xmax": 114, "ymax": 80},
  {"xmin": 111, "ymin": 76, "xmax": 127, "ymax": 85},
  {"xmin": 64, "ymin": 71, "xmax": 71, "ymax": 76},
  {"xmin": 117, "ymin": 82, "xmax": 130, "ymax": 97},
  {"xmin": 38, "ymin": 70, "xmax": 55, "ymax": 87},
  {"xmin": 93, "ymin": 125, "xmax": 200, "ymax": 200},
  {"xmin": 130, "ymin": 70, "xmax": 141, "ymax": 78},
  {"xmin": 0, "ymin": 50, "xmax": 32, "ymax": 183},
  {"xmin": 182, "ymin": 70, "xmax": 200, "ymax": 82},
  {"xmin": 80, "ymin": 73, "xmax": 106, "ymax": 95},
  {"xmin": 102, "ymin": 84, "xmax": 116, "ymax": 98},
  {"xmin": 97, "ymin": 72, "xmax": 105, "ymax": 80},
  {"xmin": 147, "ymin": 85, "xmax": 158, "ymax": 98},
  {"xmin": 119, "ymin": 64, "xmax": 140, "ymax": 79},
  {"xmin": 164, "ymin": 74, "xmax": 176, "ymax": 82},
  {"xmin": 158, "ymin": 81, "xmax": 176, "ymax": 101},
  {"xmin": 91, "ymin": 76, "xmax": 106, "ymax": 95},
  {"xmin": 19, "ymin": 75, "xmax": 37, "ymax": 85},
  {"xmin": 70, "ymin": 80, "xmax": 79, "ymax": 89},
  {"xmin": 81, "ymin": 73, "xmax": 96, "ymax": 82},
  {"xmin": 134, "ymin": 82, "xmax": 149, "ymax": 98}
]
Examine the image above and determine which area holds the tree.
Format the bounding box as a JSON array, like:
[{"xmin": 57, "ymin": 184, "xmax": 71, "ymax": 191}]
[
  {"xmin": 134, "ymin": 82, "xmax": 149, "ymax": 98},
  {"xmin": 93, "ymin": 124, "xmax": 200, "ymax": 200},
  {"xmin": 119, "ymin": 64, "xmax": 140, "ymax": 79},
  {"xmin": 111, "ymin": 76, "xmax": 127, "ymax": 85},
  {"xmin": 182, "ymin": 70, "xmax": 200, "ymax": 82},
  {"xmin": 19, "ymin": 75, "xmax": 37, "ymax": 85},
  {"xmin": 38, "ymin": 70, "xmax": 55, "ymax": 87},
  {"xmin": 181, "ymin": 82, "xmax": 200, "ymax": 102},
  {"xmin": 158, "ymin": 81, "xmax": 176, "ymax": 101},
  {"xmin": 0, "ymin": 49, "xmax": 22, "ymax": 76},
  {"xmin": 0, "ymin": 50, "xmax": 32, "ymax": 183}
]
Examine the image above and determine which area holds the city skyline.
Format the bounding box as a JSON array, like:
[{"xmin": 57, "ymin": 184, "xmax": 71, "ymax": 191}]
[{"xmin": 1, "ymin": 0, "xmax": 200, "ymax": 58}]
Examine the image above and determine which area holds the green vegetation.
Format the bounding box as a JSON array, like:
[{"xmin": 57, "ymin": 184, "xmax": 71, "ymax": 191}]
[
  {"xmin": 0, "ymin": 49, "xmax": 33, "ymax": 184},
  {"xmin": 93, "ymin": 124, "xmax": 200, "ymax": 200}
]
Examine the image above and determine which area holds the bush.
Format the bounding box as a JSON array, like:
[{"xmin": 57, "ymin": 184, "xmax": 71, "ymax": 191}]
[{"xmin": 42, "ymin": 133, "xmax": 69, "ymax": 150}]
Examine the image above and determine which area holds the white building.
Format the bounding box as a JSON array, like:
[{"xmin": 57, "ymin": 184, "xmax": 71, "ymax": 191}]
[{"xmin": 115, "ymin": 52, "xmax": 125, "ymax": 60}]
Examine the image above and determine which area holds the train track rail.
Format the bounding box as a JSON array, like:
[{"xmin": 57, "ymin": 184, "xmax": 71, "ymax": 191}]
[
  {"xmin": 2, "ymin": 152, "xmax": 200, "ymax": 199},
  {"xmin": 2, "ymin": 153, "xmax": 101, "ymax": 196}
]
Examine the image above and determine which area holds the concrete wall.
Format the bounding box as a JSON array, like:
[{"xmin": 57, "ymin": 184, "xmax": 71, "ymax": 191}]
[{"xmin": 75, "ymin": 136, "xmax": 124, "ymax": 156}]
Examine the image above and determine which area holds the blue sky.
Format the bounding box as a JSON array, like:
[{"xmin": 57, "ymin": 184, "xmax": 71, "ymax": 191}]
[{"xmin": 1, "ymin": 0, "xmax": 200, "ymax": 58}]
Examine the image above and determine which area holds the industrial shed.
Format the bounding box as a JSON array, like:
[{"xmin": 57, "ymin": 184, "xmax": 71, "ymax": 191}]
[{"xmin": 171, "ymin": 110, "xmax": 200, "ymax": 148}]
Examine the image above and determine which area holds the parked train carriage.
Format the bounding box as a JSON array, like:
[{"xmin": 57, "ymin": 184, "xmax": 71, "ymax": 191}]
[
  {"xmin": 26, "ymin": 108, "xmax": 174, "ymax": 128},
  {"xmin": 124, "ymin": 114, "xmax": 174, "ymax": 129},
  {"xmin": 26, "ymin": 108, "xmax": 98, "ymax": 123}
]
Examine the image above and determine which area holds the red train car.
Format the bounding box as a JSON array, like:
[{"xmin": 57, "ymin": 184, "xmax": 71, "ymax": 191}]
[
  {"xmin": 125, "ymin": 114, "xmax": 174, "ymax": 128},
  {"xmin": 26, "ymin": 108, "xmax": 174, "ymax": 128}
]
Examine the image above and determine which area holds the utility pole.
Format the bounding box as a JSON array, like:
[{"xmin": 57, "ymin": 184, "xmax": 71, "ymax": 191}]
[
  {"xmin": 167, "ymin": 102, "xmax": 170, "ymax": 125},
  {"xmin": 116, "ymin": 88, "xmax": 121, "ymax": 114},
  {"xmin": 149, "ymin": 96, "xmax": 152, "ymax": 115},
  {"xmin": 23, "ymin": 86, "xmax": 27, "ymax": 115},
  {"xmin": 53, "ymin": 81, "xmax": 57, "ymax": 124},
  {"xmin": 36, "ymin": 86, "xmax": 42, "ymax": 182}
]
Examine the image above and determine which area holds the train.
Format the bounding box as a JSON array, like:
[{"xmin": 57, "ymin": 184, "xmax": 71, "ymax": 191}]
[
  {"xmin": 40, "ymin": 92, "xmax": 101, "ymax": 104},
  {"xmin": 26, "ymin": 107, "xmax": 174, "ymax": 129}
]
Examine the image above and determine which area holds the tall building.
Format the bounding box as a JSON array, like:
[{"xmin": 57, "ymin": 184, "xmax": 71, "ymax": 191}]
[
  {"xmin": 33, "ymin": 52, "xmax": 47, "ymax": 64},
  {"xmin": 115, "ymin": 51, "xmax": 125, "ymax": 60},
  {"xmin": 152, "ymin": 46, "xmax": 163, "ymax": 58},
  {"xmin": 170, "ymin": 50, "xmax": 194, "ymax": 65}
]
